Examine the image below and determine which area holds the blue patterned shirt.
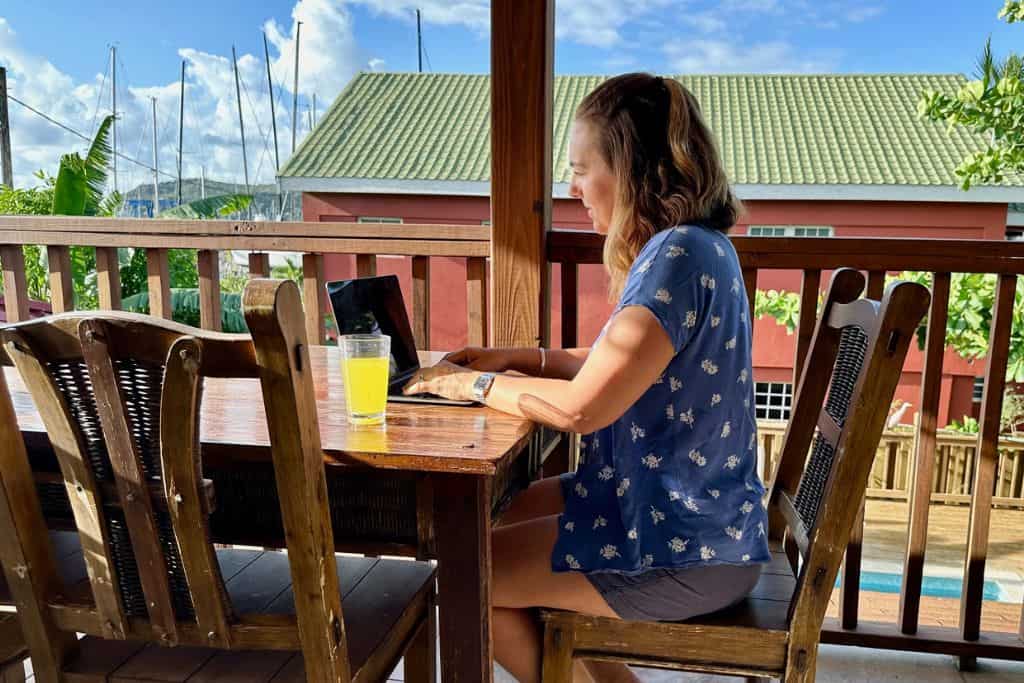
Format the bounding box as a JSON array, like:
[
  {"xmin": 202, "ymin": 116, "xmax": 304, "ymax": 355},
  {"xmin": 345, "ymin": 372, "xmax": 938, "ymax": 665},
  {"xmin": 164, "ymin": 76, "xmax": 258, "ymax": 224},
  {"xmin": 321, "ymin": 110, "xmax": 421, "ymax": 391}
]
[{"xmin": 552, "ymin": 225, "xmax": 771, "ymax": 574}]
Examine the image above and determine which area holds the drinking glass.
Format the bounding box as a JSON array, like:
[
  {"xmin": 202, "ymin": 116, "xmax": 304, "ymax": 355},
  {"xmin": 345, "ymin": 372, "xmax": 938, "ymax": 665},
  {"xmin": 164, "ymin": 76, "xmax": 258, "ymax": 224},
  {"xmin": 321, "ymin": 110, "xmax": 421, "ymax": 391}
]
[{"xmin": 339, "ymin": 334, "xmax": 391, "ymax": 425}]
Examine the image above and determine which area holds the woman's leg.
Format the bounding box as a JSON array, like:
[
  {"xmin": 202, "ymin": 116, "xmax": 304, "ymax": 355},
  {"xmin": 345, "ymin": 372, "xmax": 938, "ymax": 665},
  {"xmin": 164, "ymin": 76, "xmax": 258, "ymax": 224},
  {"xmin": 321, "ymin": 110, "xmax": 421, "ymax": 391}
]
[{"xmin": 492, "ymin": 514, "xmax": 641, "ymax": 683}]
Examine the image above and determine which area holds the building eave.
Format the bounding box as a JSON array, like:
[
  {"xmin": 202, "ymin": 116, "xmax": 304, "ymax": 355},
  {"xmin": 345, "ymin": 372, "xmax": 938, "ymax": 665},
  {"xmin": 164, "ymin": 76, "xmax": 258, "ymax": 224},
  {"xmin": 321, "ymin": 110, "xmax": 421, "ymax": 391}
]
[{"xmin": 279, "ymin": 176, "xmax": 1024, "ymax": 204}]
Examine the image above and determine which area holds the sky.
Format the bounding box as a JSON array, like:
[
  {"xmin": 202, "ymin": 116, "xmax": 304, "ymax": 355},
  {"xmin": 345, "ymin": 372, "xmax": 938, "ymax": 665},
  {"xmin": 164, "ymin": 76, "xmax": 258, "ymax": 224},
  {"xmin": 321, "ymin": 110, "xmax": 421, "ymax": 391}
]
[{"xmin": 0, "ymin": 0, "xmax": 1020, "ymax": 194}]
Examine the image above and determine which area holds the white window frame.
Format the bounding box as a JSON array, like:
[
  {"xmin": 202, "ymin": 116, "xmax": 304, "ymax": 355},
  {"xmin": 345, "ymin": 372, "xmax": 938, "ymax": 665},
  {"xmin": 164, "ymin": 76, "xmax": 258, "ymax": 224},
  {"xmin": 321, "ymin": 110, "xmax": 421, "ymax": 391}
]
[
  {"xmin": 973, "ymin": 377, "xmax": 985, "ymax": 402},
  {"xmin": 747, "ymin": 225, "xmax": 834, "ymax": 237},
  {"xmin": 755, "ymin": 381, "xmax": 793, "ymax": 421},
  {"xmin": 357, "ymin": 216, "xmax": 404, "ymax": 224}
]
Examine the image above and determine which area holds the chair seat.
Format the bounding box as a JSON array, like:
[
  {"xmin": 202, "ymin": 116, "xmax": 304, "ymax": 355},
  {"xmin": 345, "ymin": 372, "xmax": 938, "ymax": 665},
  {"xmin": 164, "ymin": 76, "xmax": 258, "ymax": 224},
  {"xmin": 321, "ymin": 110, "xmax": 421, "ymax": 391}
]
[
  {"xmin": 2, "ymin": 531, "xmax": 435, "ymax": 682},
  {"xmin": 0, "ymin": 612, "xmax": 26, "ymax": 665},
  {"xmin": 541, "ymin": 542, "xmax": 796, "ymax": 676}
]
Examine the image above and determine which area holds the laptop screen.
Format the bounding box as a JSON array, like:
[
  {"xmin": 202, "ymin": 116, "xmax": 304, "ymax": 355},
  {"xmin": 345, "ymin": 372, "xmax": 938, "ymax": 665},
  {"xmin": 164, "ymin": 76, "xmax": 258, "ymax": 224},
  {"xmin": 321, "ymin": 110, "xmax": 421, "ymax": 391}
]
[{"xmin": 325, "ymin": 275, "xmax": 421, "ymax": 387}]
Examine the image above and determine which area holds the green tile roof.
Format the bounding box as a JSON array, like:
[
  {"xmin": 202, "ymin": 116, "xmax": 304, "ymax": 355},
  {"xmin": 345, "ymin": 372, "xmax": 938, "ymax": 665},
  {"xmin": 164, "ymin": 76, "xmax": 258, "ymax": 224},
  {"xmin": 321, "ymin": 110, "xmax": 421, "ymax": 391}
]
[{"xmin": 279, "ymin": 72, "xmax": 1017, "ymax": 188}]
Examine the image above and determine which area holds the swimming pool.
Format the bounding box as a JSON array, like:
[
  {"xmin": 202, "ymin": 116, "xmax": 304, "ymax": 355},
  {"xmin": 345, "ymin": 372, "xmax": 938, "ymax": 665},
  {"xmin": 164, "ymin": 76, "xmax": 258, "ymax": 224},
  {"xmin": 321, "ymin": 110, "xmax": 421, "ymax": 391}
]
[{"xmin": 837, "ymin": 571, "xmax": 1006, "ymax": 602}]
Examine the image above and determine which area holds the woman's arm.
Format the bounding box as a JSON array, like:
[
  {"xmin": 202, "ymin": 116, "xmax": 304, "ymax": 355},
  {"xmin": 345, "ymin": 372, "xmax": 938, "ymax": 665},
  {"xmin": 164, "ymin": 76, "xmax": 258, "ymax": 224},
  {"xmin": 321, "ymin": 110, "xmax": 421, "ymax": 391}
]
[
  {"xmin": 444, "ymin": 346, "xmax": 591, "ymax": 380},
  {"xmin": 405, "ymin": 307, "xmax": 673, "ymax": 433}
]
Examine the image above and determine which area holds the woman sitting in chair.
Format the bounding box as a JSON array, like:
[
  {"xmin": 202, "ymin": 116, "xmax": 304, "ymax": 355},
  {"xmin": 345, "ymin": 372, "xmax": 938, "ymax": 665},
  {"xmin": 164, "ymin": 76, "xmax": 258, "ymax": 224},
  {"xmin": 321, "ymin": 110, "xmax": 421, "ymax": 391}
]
[{"xmin": 404, "ymin": 73, "xmax": 770, "ymax": 683}]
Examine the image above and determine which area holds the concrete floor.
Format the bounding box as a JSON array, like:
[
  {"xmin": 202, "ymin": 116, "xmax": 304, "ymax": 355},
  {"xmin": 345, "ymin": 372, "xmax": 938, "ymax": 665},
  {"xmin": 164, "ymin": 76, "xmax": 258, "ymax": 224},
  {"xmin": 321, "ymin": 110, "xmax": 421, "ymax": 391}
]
[{"xmin": 383, "ymin": 644, "xmax": 1024, "ymax": 681}]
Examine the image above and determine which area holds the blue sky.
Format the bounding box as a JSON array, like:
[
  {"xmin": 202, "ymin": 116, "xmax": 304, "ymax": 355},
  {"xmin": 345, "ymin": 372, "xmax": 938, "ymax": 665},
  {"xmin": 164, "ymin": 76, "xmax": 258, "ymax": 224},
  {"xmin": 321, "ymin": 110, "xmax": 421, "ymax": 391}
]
[{"xmin": 0, "ymin": 1, "xmax": 1020, "ymax": 191}]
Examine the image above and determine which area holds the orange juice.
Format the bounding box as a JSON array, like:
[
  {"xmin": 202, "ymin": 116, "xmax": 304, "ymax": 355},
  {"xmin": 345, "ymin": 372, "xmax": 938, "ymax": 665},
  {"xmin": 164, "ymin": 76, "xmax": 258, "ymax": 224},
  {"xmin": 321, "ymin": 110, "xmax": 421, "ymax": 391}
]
[{"xmin": 341, "ymin": 356, "xmax": 390, "ymax": 424}]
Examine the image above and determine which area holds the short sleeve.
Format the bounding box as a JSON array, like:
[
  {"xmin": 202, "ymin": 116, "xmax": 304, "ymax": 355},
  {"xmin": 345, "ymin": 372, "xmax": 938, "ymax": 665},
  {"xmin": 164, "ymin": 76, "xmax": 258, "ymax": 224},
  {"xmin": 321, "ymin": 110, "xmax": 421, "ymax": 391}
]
[{"xmin": 618, "ymin": 229, "xmax": 705, "ymax": 354}]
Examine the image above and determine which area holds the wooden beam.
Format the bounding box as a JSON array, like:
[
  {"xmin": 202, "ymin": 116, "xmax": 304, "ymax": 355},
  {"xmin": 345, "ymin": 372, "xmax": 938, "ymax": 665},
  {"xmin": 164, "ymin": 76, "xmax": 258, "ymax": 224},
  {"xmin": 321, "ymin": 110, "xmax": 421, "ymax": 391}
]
[
  {"xmin": 0, "ymin": 245, "xmax": 28, "ymax": 323},
  {"xmin": 489, "ymin": 0, "xmax": 554, "ymax": 347}
]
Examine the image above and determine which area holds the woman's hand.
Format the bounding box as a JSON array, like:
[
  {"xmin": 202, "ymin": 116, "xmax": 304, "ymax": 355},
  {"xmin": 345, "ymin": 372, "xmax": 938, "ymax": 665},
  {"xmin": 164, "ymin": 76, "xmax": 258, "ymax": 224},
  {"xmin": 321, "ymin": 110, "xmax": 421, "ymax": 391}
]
[
  {"xmin": 443, "ymin": 346, "xmax": 513, "ymax": 372},
  {"xmin": 402, "ymin": 360, "xmax": 480, "ymax": 401}
]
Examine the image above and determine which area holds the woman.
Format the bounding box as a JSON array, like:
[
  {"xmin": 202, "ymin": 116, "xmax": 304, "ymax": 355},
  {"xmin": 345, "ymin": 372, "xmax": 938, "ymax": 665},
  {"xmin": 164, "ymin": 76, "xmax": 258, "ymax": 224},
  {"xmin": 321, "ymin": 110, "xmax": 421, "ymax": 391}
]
[{"xmin": 404, "ymin": 73, "xmax": 770, "ymax": 683}]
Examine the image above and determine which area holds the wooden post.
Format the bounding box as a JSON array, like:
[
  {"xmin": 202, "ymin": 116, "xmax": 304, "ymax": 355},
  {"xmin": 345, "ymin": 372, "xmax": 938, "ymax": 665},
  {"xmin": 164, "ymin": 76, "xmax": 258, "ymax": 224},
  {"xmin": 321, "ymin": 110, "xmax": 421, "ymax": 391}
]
[
  {"xmin": 146, "ymin": 248, "xmax": 171, "ymax": 319},
  {"xmin": 302, "ymin": 253, "xmax": 325, "ymax": 344},
  {"xmin": 95, "ymin": 247, "xmax": 121, "ymax": 310},
  {"xmin": 46, "ymin": 246, "xmax": 74, "ymax": 313},
  {"xmin": 197, "ymin": 250, "xmax": 222, "ymax": 330},
  {"xmin": 0, "ymin": 245, "xmax": 28, "ymax": 322},
  {"xmin": 490, "ymin": 0, "xmax": 554, "ymax": 348}
]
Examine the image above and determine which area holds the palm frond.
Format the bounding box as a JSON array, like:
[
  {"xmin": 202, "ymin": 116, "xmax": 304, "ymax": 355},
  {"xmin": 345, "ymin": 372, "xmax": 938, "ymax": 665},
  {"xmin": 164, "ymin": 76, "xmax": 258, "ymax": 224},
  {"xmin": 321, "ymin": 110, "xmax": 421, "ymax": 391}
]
[
  {"xmin": 83, "ymin": 115, "xmax": 114, "ymax": 215},
  {"xmin": 158, "ymin": 194, "xmax": 253, "ymax": 219},
  {"xmin": 51, "ymin": 154, "xmax": 88, "ymax": 215}
]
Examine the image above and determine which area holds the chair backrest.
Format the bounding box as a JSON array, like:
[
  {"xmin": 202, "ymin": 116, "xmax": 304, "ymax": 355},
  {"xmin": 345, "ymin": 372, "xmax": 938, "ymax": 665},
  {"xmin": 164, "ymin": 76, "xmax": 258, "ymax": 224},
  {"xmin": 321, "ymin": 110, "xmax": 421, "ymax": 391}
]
[
  {"xmin": 0, "ymin": 280, "xmax": 352, "ymax": 681},
  {"xmin": 764, "ymin": 269, "xmax": 929, "ymax": 651}
]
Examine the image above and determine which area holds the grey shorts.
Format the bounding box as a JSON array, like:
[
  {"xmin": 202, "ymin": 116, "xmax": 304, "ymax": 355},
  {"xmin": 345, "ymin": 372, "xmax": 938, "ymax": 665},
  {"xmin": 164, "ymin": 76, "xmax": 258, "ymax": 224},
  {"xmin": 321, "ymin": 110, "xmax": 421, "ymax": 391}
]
[
  {"xmin": 585, "ymin": 562, "xmax": 762, "ymax": 622},
  {"xmin": 556, "ymin": 471, "xmax": 762, "ymax": 621}
]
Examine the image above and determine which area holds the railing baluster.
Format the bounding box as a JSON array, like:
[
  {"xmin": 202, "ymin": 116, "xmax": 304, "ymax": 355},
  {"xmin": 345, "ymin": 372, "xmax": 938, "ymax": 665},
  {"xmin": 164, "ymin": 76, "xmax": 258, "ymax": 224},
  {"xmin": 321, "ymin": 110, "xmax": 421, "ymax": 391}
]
[
  {"xmin": 560, "ymin": 262, "xmax": 577, "ymax": 349},
  {"xmin": 46, "ymin": 246, "xmax": 74, "ymax": 313},
  {"xmin": 197, "ymin": 249, "xmax": 221, "ymax": 331},
  {"xmin": 95, "ymin": 247, "xmax": 121, "ymax": 310},
  {"xmin": 791, "ymin": 268, "xmax": 820, "ymax": 386},
  {"xmin": 146, "ymin": 248, "xmax": 171, "ymax": 319},
  {"xmin": 302, "ymin": 253, "xmax": 325, "ymax": 344},
  {"xmin": 356, "ymin": 254, "xmax": 376, "ymax": 278},
  {"xmin": 248, "ymin": 252, "xmax": 270, "ymax": 278},
  {"xmin": 0, "ymin": 245, "xmax": 29, "ymax": 322},
  {"xmin": 899, "ymin": 272, "xmax": 950, "ymax": 633},
  {"xmin": 959, "ymin": 273, "xmax": 1017, "ymax": 668},
  {"xmin": 467, "ymin": 257, "xmax": 488, "ymax": 347},
  {"xmin": 412, "ymin": 255, "xmax": 430, "ymax": 350}
]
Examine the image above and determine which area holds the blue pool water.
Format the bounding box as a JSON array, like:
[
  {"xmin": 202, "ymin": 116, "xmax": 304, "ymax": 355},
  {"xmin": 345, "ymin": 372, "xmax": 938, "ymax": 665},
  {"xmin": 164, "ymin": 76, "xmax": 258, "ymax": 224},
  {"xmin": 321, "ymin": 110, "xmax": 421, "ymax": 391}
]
[{"xmin": 837, "ymin": 571, "xmax": 1005, "ymax": 602}]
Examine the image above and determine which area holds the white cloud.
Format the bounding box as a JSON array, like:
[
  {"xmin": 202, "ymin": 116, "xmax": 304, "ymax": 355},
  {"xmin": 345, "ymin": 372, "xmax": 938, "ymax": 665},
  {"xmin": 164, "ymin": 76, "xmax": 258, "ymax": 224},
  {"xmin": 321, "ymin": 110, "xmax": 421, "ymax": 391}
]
[
  {"xmin": 350, "ymin": 0, "xmax": 490, "ymax": 33},
  {"xmin": 665, "ymin": 39, "xmax": 838, "ymax": 74},
  {"xmin": 1, "ymin": 1, "xmax": 373, "ymax": 197}
]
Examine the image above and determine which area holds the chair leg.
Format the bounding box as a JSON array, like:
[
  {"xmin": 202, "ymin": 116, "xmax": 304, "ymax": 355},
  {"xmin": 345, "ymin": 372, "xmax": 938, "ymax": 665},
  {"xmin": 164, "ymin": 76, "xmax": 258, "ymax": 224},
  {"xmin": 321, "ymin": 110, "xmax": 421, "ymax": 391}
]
[
  {"xmin": 404, "ymin": 594, "xmax": 437, "ymax": 683},
  {"xmin": 541, "ymin": 621, "xmax": 574, "ymax": 683}
]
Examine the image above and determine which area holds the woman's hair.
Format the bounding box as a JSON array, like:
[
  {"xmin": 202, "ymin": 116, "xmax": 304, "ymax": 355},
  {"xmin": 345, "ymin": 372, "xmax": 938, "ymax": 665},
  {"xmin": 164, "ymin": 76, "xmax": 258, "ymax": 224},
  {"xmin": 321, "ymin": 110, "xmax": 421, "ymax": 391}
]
[{"xmin": 575, "ymin": 72, "xmax": 742, "ymax": 299}]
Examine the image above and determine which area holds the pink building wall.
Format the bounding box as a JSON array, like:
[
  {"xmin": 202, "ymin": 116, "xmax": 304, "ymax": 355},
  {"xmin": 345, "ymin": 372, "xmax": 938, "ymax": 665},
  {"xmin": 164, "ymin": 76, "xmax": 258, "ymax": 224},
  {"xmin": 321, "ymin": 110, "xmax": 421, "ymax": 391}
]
[{"xmin": 303, "ymin": 191, "xmax": 1008, "ymax": 427}]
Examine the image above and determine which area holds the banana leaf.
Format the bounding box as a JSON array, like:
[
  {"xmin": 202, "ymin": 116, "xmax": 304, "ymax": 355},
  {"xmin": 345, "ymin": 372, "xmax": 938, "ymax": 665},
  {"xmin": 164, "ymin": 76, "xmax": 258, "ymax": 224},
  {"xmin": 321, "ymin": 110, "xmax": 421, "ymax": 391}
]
[{"xmin": 159, "ymin": 194, "xmax": 253, "ymax": 219}]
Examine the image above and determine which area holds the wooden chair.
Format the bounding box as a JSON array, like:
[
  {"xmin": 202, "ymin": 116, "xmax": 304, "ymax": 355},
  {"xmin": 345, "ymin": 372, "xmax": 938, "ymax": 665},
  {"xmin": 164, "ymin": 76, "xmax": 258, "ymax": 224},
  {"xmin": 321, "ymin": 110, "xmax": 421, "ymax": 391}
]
[
  {"xmin": 540, "ymin": 268, "xmax": 930, "ymax": 682},
  {"xmin": 0, "ymin": 279, "xmax": 436, "ymax": 682},
  {"xmin": 0, "ymin": 612, "xmax": 26, "ymax": 682}
]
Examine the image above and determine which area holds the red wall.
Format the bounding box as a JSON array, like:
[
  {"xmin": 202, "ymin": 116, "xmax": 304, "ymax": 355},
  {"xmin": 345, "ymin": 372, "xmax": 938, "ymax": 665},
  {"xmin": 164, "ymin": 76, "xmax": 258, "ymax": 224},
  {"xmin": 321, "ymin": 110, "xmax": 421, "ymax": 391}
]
[{"xmin": 303, "ymin": 191, "xmax": 1007, "ymax": 428}]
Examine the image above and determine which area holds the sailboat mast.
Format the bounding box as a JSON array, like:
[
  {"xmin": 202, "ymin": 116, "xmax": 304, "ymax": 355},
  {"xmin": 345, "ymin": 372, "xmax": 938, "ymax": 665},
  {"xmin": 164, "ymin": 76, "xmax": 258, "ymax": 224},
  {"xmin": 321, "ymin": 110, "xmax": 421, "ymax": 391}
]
[
  {"xmin": 151, "ymin": 97, "xmax": 159, "ymax": 216},
  {"xmin": 177, "ymin": 60, "xmax": 185, "ymax": 205},
  {"xmin": 232, "ymin": 46, "xmax": 250, "ymax": 197},
  {"xmin": 111, "ymin": 46, "xmax": 118, "ymax": 194},
  {"xmin": 263, "ymin": 32, "xmax": 280, "ymax": 172},
  {"xmin": 291, "ymin": 21, "xmax": 301, "ymax": 154}
]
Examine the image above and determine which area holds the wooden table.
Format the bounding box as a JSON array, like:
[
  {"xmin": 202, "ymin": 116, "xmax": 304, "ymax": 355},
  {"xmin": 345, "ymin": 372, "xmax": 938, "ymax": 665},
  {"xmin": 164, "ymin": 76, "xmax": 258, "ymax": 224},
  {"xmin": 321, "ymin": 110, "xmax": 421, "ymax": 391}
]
[{"xmin": 7, "ymin": 347, "xmax": 540, "ymax": 683}]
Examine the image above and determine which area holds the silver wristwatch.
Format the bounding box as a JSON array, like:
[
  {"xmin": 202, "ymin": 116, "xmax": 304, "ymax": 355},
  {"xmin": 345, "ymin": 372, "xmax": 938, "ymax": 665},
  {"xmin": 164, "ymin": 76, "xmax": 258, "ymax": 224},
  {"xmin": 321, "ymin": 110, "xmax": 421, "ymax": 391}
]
[{"xmin": 472, "ymin": 372, "xmax": 497, "ymax": 402}]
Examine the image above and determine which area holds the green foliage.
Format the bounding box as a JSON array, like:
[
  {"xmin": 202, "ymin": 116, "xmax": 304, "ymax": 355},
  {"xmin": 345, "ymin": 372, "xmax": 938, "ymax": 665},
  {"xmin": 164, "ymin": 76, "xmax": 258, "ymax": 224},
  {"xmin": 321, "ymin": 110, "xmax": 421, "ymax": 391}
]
[
  {"xmin": 753, "ymin": 289, "xmax": 803, "ymax": 332},
  {"xmin": 159, "ymin": 194, "xmax": 253, "ymax": 219},
  {"xmin": 947, "ymin": 415, "xmax": 980, "ymax": 434},
  {"xmin": 0, "ymin": 184, "xmax": 54, "ymax": 301},
  {"xmin": 1000, "ymin": 1, "xmax": 1024, "ymax": 23},
  {"xmin": 270, "ymin": 256, "xmax": 303, "ymax": 287},
  {"xmin": 918, "ymin": 9, "xmax": 1024, "ymax": 189},
  {"xmin": 121, "ymin": 289, "xmax": 247, "ymax": 332}
]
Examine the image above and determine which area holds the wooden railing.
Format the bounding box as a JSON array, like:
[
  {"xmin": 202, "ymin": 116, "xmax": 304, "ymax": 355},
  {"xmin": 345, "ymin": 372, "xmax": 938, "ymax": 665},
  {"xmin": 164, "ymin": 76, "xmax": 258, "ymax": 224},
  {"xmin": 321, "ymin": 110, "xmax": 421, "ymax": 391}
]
[
  {"xmin": 0, "ymin": 215, "xmax": 491, "ymax": 348},
  {"xmin": 549, "ymin": 231, "xmax": 1024, "ymax": 666},
  {"xmin": 758, "ymin": 422, "xmax": 1024, "ymax": 507}
]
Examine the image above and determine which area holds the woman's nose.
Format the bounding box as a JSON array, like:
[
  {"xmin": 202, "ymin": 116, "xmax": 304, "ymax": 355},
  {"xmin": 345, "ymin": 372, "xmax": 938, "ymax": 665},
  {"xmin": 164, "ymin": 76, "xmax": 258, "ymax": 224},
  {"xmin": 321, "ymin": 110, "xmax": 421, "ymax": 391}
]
[{"xmin": 568, "ymin": 179, "xmax": 581, "ymax": 198}]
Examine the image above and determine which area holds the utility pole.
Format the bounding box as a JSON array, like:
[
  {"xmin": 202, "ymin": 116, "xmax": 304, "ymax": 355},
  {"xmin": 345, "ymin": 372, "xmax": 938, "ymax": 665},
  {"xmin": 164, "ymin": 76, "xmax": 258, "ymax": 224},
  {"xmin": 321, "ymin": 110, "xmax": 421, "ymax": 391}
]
[
  {"xmin": 111, "ymin": 46, "xmax": 118, "ymax": 193},
  {"xmin": 291, "ymin": 21, "xmax": 302, "ymax": 154},
  {"xmin": 0, "ymin": 67, "xmax": 13, "ymax": 188},
  {"xmin": 200, "ymin": 165, "xmax": 206, "ymax": 199},
  {"xmin": 151, "ymin": 97, "xmax": 159, "ymax": 217},
  {"xmin": 263, "ymin": 31, "xmax": 280, "ymax": 172},
  {"xmin": 177, "ymin": 60, "xmax": 185, "ymax": 206},
  {"xmin": 232, "ymin": 46, "xmax": 250, "ymax": 198},
  {"xmin": 417, "ymin": 9, "xmax": 423, "ymax": 73}
]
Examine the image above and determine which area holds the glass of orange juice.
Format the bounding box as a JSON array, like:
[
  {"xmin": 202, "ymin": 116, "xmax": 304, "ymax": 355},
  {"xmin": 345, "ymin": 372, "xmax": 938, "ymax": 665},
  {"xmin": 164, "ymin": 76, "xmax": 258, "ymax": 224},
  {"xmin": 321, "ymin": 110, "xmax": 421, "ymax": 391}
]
[{"xmin": 339, "ymin": 334, "xmax": 391, "ymax": 425}]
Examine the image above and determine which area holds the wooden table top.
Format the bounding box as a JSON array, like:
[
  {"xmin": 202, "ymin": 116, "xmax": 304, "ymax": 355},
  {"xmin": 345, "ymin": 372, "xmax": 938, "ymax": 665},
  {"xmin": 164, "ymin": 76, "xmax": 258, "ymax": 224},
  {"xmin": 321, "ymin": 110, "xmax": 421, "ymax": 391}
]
[{"xmin": 7, "ymin": 347, "xmax": 535, "ymax": 476}]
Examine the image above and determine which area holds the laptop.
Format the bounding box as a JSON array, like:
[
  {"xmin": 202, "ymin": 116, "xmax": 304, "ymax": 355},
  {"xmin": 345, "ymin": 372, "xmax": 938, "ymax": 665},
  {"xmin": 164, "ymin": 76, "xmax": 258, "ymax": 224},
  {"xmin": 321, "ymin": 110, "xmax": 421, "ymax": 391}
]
[{"xmin": 326, "ymin": 275, "xmax": 476, "ymax": 406}]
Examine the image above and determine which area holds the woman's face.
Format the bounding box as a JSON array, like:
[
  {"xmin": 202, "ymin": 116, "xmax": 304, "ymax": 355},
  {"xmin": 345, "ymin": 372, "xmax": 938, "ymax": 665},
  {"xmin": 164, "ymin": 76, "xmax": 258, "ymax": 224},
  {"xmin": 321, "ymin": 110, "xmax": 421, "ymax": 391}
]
[{"xmin": 568, "ymin": 120, "xmax": 617, "ymax": 234}]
